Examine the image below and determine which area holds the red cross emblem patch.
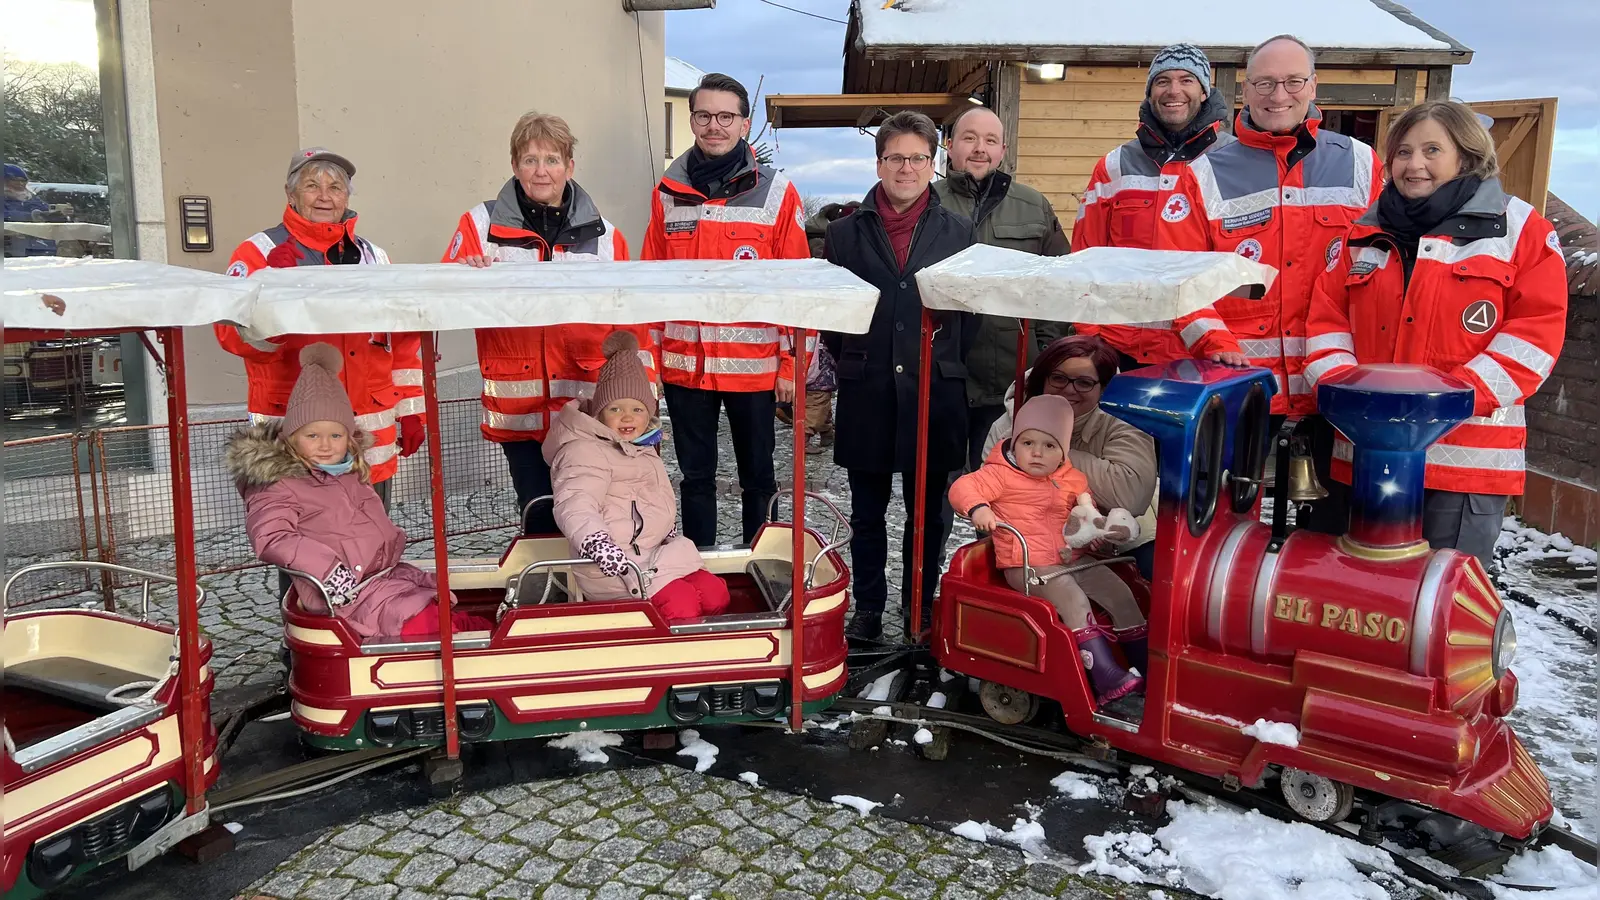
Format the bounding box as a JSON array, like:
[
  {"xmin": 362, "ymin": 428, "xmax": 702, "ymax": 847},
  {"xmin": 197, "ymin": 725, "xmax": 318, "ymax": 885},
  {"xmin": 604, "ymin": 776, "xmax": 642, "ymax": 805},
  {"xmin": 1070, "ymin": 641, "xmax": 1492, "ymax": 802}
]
[
  {"xmin": 1161, "ymin": 194, "xmax": 1191, "ymax": 223},
  {"xmin": 1236, "ymin": 238, "xmax": 1263, "ymax": 262}
]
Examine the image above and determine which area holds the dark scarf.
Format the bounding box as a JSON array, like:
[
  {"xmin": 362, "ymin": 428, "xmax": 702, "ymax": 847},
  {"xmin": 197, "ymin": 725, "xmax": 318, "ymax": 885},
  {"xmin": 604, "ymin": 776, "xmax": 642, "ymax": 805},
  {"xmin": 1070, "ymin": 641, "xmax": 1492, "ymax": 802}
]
[
  {"xmin": 686, "ymin": 139, "xmax": 751, "ymax": 198},
  {"xmin": 1136, "ymin": 89, "xmax": 1229, "ymax": 165},
  {"xmin": 514, "ymin": 181, "xmax": 571, "ymax": 250},
  {"xmin": 876, "ymin": 184, "xmax": 929, "ymax": 270},
  {"xmin": 1375, "ymin": 175, "xmax": 1482, "ymax": 280}
]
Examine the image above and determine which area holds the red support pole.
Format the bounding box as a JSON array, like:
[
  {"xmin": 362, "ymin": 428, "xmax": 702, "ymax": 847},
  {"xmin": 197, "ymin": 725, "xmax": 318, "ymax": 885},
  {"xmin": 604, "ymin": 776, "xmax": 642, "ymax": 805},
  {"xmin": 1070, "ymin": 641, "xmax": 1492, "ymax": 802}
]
[
  {"xmin": 909, "ymin": 308, "xmax": 934, "ymax": 642},
  {"xmin": 422, "ymin": 332, "xmax": 460, "ymax": 758},
  {"xmin": 1014, "ymin": 319, "xmax": 1030, "ymax": 418},
  {"xmin": 161, "ymin": 328, "xmax": 207, "ymax": 815},
  {"xmin": 788, "ymin": 326, "xmax": 809, "ymax": 732}
]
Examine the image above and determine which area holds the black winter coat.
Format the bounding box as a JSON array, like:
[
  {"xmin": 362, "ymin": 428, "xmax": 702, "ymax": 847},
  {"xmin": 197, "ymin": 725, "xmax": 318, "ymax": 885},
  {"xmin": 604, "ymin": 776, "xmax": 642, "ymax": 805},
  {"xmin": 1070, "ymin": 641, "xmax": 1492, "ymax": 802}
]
[{"xmin": 823, "ymin": 186, "xmax": 976, "ymax": 474}]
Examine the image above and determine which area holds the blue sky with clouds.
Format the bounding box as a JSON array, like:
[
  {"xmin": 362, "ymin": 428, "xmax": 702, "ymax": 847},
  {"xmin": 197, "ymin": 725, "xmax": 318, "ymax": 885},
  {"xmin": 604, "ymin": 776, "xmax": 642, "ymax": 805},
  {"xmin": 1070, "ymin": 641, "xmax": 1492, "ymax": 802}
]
[{"xmin": 666, "ymin": 1, "xmax": 1596, "ymax": 219}]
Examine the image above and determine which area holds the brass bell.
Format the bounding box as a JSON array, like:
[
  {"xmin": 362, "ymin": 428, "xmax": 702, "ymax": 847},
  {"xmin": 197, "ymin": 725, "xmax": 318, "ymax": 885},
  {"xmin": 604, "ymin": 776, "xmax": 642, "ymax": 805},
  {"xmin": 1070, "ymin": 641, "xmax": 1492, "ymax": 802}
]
[{"xmin": 1286, "ymin": 453, "xmax": 1330, "ymax": 503}]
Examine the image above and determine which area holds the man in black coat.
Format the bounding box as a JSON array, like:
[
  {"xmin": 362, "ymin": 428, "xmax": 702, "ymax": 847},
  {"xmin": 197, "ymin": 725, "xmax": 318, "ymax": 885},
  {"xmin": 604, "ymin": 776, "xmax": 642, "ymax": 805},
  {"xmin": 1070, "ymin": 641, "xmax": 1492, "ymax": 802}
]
[{"xmin": 824, "ymin": 110, "xmax": 976, "ymax": 641}]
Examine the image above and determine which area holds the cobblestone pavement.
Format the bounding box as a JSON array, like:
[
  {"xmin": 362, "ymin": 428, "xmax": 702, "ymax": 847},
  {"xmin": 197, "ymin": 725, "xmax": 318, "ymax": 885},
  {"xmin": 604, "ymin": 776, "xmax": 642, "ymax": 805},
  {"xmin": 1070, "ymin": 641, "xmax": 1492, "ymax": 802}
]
[{"xmin": 242, "ymin": 764, "xmax": 1150, "ymax": 900}]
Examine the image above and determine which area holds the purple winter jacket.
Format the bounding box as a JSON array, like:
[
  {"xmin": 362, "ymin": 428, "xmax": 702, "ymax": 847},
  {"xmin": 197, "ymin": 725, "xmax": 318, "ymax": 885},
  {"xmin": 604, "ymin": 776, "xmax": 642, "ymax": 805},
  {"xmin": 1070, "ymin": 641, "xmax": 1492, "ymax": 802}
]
[{"xmin": 225, "ymin": 424, "xmax": 449, "ymax": 639}]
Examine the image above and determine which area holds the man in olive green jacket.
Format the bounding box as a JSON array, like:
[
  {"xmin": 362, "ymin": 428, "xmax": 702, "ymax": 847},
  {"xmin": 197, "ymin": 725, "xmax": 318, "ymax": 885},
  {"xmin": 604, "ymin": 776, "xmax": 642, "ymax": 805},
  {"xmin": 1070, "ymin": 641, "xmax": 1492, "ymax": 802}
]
[{"xmin": 933, "ymin": 106, "xmax": 1070, "ymax": 472}]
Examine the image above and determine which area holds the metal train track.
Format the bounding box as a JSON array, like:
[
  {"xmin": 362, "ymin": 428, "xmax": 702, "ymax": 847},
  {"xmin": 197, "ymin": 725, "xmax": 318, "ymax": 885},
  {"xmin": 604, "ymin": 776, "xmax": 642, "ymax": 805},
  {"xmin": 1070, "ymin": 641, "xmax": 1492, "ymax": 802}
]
[{"xmin": 830, "ymin": 696, "xmax": 1597, "ymax": 900}]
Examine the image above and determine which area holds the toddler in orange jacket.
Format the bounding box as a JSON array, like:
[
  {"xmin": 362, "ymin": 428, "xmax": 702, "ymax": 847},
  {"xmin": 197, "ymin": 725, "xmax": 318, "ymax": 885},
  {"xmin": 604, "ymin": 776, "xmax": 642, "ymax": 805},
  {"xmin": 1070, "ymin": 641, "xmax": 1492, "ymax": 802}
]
[{"xmin": 948, "ymin": 395, "xmax": 1145, "ymax": 706}]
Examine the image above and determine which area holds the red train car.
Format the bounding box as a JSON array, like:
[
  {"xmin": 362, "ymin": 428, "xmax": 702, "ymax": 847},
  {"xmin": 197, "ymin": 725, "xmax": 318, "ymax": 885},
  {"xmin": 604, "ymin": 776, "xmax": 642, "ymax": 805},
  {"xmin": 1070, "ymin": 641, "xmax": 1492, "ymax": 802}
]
[{"xmin": 934, "ymin": 361, "xmax": 1550, "ymax": 841}]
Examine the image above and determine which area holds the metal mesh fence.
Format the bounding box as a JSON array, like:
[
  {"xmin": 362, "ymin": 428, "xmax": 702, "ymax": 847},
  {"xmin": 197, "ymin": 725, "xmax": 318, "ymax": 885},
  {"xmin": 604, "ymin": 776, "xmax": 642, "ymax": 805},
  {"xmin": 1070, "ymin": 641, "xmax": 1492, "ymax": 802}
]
[{"xmin": 3, "ymin": 398, "xmax": 520, "ymax": 610}]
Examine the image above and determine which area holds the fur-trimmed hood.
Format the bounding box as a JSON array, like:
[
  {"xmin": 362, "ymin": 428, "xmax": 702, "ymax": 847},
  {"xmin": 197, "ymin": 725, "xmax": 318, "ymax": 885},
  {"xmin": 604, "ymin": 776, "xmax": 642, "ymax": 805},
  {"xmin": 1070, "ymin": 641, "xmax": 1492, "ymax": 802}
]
[{"xmin": 224, "ymin": 422, "xmax": 372, "ymax": 490}]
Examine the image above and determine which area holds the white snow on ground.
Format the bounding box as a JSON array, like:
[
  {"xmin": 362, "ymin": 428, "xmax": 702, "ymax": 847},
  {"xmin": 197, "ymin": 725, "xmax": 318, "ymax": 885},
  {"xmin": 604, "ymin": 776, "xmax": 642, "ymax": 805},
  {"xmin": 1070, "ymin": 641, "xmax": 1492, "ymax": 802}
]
[
  {"xmin": 939, "ymin": 668, "xmax": 956, "ymax": 683},
  {"xmin": 1493, "ymin": 845, "xmax": 1598, "ymax": 889},
  {"xmin": 549, "ymin": 730, "xmax": 624, "ymax": 764},
  {"xmin": 831, "ymin": 794, "xmax": 882, "ymax": 816},
  {"xmin": 914, "ymin": 727, "xmax": 934, "ymax": 745},
  {"xmin": 951, "ymin": 820, "xmax": 990, "ymax": 842},
  {"xmin": 1084, "ymin": 799, "xmax": 1397, "ymax": 899},
  {"xmin": 1050, "ymin": 770, "xmax": 1103, "ymax": 800},
  {"xmin": 862, "ymin": 671, "xmax": 898, "ymax": 702},
  {"xmin": 1240, "ymin": 719, "xmax": 1301, "ymax": 748},
  {"xmin": 675, "ymin": 729, "xmax": 718, "ymax": 773},
  {"xmin": 1493, "ymin": 518, "xmax": 1597, "ymax": 838},
  {"xmin": 927, "ymin": 691, "xmax": 948, "ymax": 709},
  {"xmin": 738, "ymin": 771, "xmax": 760, "ymax": 786}
]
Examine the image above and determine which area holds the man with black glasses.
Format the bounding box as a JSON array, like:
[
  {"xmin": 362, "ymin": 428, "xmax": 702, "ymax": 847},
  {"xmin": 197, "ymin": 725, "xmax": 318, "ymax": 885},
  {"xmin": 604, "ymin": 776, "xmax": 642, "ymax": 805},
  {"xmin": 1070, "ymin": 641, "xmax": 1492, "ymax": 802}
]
[
  {"xmin": 822, "ymin": 111, "xmax": 976, "ymax": 641},
  {"xmin": 643, "ymin": 73, "xmax": 810, "ymax": 549}
]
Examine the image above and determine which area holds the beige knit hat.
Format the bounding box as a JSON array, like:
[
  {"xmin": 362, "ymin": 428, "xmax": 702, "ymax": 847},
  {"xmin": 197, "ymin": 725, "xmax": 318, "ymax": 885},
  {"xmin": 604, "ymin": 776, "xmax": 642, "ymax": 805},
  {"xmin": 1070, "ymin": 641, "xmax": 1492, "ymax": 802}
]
[
  {"xmin": 585, "ymin": 331, "xmax": 657, "ymax": 419},
  {"xmin": 282, "ymin": 343, "xmax": 357, "ymax": 438}
]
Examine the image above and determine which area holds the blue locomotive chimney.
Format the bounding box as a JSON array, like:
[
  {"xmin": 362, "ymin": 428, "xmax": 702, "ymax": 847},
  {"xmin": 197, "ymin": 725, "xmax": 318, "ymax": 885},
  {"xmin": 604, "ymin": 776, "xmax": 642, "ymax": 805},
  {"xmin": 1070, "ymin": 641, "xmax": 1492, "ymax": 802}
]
[{"xmin": 1318, "ymin": 365, "xmax": 1476, "ymax": 554}]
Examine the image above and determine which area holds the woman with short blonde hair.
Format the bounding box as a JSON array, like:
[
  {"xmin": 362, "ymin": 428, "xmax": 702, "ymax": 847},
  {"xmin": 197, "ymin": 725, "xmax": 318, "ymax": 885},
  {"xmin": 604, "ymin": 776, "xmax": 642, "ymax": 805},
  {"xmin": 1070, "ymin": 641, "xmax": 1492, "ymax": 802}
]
[{"xmin": 1305, "ymin": 100, "xmax": 1568, "ymax": 565}]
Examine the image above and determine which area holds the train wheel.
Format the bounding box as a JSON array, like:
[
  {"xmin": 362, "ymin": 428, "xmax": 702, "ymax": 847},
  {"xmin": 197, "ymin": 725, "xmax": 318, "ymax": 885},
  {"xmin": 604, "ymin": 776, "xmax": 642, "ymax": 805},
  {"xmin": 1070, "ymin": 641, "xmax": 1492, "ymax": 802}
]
[
  {"xmin": 1279, "ymin": 768, "xmax": 1355, "ymax": 823},
  {"xmin": 978, "ymin": 681, "xmax": 1039, "ymax": 725}
]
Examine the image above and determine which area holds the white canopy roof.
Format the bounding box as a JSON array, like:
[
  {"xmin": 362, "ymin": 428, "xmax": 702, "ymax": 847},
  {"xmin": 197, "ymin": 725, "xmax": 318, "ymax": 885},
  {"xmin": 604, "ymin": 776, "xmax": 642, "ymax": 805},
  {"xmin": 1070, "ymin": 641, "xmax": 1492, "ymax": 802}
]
[
  {"xmin": 0, "ymin": 256, "xmax": 259, "ymax": 333},
  {"xmin": 914, "ymin": 245, "xmax": 1276, "ymax": 324},
  {"xmin": 859, "ymin": 0, "xmax": 1448, "ymax": 50},
  {"xmin": 246, "ymin": 259, "xmax": 883, "ymax": 339}
]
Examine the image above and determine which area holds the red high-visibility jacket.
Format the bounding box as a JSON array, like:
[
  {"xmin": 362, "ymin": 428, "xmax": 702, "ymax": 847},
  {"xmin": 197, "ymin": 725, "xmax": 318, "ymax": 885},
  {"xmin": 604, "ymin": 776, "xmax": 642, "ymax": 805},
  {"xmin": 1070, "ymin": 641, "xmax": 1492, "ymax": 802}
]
[
  {"xmin": 441, "ymin": 178, "xmax": 657, "ymax": 444},
  {"xmin": 215, "ymin": 205, "xmax": 421, "ymax": 483},
  {"xmin": 1156, "ymin": 108, "xmax": 1382, "ymax": 413},
  {"xmin": 642, "ymin": 147, "xmax": 810, "ymax": 391},
  {"xmin": 1305, "ymin": 179, "xmax": 1567, "ymax": 495},
  {"xmin": 1072, "ymin": 111, "xmax": 1233, "ymax": 365}
]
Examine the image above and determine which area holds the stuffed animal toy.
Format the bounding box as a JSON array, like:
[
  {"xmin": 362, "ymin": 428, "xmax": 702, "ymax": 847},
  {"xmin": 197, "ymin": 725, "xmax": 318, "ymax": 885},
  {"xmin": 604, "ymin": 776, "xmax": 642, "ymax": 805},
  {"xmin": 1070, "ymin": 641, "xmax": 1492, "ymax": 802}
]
[{"xmin": 1062, "ymin": 492, "xmax": 1141, "ymax": 558}]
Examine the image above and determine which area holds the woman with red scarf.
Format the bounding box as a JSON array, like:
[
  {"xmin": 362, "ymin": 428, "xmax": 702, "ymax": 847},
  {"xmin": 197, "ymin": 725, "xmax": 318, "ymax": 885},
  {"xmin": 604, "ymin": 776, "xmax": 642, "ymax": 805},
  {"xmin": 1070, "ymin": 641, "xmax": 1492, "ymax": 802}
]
[
  {"xmin": 820, "ymin": 111, "xmax": 976, "ymax": 641},
  {"xmin": 215, "ymin": 147, "xmax": 424, "ymax": 503}
]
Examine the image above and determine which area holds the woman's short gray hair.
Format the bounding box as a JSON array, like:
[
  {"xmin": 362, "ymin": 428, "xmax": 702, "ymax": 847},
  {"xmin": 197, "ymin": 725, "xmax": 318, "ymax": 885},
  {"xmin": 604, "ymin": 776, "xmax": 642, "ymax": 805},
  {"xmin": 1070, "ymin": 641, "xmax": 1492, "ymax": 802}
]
[{"xmin": 286, "ymin": 159, "xmax": 353, "ymax": 195}]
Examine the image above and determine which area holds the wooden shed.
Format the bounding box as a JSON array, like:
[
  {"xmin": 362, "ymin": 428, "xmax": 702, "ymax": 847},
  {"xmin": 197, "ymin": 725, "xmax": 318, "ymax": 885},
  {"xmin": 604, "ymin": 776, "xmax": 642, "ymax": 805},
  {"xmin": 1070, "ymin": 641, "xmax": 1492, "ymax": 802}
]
[{"xmin": 767, "ymin": 0, "xmax": 1485, "ymax": 237}]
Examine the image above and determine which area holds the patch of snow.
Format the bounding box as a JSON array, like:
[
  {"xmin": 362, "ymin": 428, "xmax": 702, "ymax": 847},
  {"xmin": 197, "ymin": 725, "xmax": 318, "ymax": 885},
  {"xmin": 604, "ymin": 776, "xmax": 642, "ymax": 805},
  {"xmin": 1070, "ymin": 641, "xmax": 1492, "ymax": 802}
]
[
  {"xmin": 831, "ymin": 794, "xmax": 882, "ymax": 817},
  {"xmin": 951, "ymin": 820, "xmax": 989, "ymax": 842},
  {"xmin": 1492, "ymin": 845, "xmax": 1597, "ymax": 890},
  {"xmin": 549, "ymin": 730, "xmax": 624, "ymax": 764},
  {"xmin": 1130, "ymin": 764, "xmax": 1154, "ymax": 776},
  {"xmin": 859, "ymin": 0, "xmax": 1450, "ymax": 51},
  {"xmin": 862, "ymin": 671, "xmax": 898, "ymax": 702},
  {"xmin": 738, "ymin": 771, "xmax": 760, "ymax": 786},
  {"xmin": 927, "ymin": 691, "xmax": 948, "ymax": 709},
  {"xmin": 995, "ymin": 817, "xmax": 1049, "ymax": 858},
  {"xmin": 873, "ymin": 704, "xmax": 893, "ymax": 716},
  {"xmin": 1172, "ymin": 702, "xmax": 1248, "ymax": 729},
  {"xmin": 223, "ymin": 822, "xmax": 244, "ymax": 835},
  {"xmin": 814, "ymin": 717, "xmax": 843, "ymax": 731},
  {"xmin": 1240, "ymin": 718, "xmax": 1301, "ymax": 748},
  {"xmin": 1085, "ymin": 799, "xmax": 1401, "ymax": 899},
  {"xmin": 1050, "ymin": 770, "xmax": 1103, "ymax": 800},
  {"xmin": 914, "ymin": 727, "xmax": 934, "ymax": 745},
  {"xmin": 675, "ymin": 729, "xmax": 719, "ymax": 773},
  {"xmin": 939, "ymin": 668, "xmax": 956, "ymax": 683}
]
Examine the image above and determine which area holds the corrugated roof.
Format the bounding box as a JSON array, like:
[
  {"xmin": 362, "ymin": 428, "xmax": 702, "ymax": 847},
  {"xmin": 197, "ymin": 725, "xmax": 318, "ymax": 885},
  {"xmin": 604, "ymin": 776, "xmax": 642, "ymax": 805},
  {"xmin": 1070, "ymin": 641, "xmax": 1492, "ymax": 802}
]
[
  {"xmin": 666, "ymin": 57, "xmax": 706, "ymax": 94},
  {"xmin": 860, "ymin": 0, "xmax": 1449, "ymax": 50},
  {"xmin": 1546, "ymin": 193, "xmax": 1600, "ymax": 297}
]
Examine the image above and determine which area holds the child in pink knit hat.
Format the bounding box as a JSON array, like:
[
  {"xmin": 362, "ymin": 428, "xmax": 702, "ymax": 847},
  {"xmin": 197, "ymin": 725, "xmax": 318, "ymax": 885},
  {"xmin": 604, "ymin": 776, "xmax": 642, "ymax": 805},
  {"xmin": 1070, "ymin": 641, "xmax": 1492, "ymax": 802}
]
[
  {"xmin": 227, "ymin": 344, "xmax": 493, "ymax": 640},
  {"xmin": 544, "ymin": 331, "xmax": 730, "ymax": 622},
  {"xmin": 948, "ymin": 394, "xmax": 1146, "ymax": 707}
]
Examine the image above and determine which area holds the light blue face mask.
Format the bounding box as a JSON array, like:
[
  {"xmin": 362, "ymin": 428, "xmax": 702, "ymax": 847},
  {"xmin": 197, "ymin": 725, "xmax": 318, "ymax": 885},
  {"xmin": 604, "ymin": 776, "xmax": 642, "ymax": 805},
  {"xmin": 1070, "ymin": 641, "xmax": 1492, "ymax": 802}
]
[{"xmin": 315, "ymin": 454, "xmax": 356, "ymax": 476}]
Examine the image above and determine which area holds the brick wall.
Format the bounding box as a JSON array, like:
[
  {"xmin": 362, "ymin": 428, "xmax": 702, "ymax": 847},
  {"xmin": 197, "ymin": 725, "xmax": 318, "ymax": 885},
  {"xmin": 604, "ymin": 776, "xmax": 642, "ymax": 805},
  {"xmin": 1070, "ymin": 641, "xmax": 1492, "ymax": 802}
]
[{"xmin": 1518, "ymin": 195, "xmax": 1598, "ymax": 544}]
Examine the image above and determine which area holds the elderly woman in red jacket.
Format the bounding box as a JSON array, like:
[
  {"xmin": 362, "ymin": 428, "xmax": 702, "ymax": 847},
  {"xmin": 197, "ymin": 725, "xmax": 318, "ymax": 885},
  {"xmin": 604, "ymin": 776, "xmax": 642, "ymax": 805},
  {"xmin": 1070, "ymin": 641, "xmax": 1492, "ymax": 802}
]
[{"xmin": 1305, "ymin": 101, "xmax": 1568, "ymax": 565}]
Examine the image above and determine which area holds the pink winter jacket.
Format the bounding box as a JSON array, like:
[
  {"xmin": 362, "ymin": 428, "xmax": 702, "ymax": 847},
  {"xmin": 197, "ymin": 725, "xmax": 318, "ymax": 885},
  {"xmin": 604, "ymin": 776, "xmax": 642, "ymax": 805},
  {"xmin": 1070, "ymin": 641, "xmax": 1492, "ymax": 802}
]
[
  {"xmin": 543, "ymin": 402, "xmax": 704, "ymax": 602},
  {"xmin": 225, "ymin": 424, "xmax": 448, "ymax": 639}
]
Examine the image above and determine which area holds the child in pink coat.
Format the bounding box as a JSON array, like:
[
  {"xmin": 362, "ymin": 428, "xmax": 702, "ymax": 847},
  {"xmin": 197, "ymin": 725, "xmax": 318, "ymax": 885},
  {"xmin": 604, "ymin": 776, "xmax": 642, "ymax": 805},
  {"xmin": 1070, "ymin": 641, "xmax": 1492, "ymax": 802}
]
[
  {"xmin": 948, "ymin": 394, "xmax": 1144, "ymax": 706},
  {"xmin": 544, "ymin": 332, "xmax": 730, "ymax": 622},
  {"xmin": 227, "ymin": 343, "xmax": 492, "ymax": 640}
]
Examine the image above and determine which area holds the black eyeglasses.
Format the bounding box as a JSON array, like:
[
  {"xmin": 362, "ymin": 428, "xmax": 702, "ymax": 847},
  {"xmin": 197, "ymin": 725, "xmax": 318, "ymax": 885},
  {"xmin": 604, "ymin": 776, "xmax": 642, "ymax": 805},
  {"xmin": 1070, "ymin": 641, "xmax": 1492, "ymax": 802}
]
[
  {"xmin": 880, "ymin": 153, "xmax": 933, "ymax": 170},
  {"xmin": 1046, "ymin": 372, "xmax": 1101, "ymax": 393},
  {"xmin": 691, "ymin": 111, "xmax": 742, "ymax": 127},
  {"xmin": 1246, "ymin": 76, "xmax": 1311, "ymax": 95}
]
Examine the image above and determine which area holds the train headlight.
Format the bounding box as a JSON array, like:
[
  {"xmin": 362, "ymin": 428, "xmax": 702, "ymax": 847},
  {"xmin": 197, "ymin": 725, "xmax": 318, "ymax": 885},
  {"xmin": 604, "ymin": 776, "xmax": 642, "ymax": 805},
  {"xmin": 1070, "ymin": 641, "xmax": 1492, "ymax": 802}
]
[{"xmin": 1491, "ymin": 609, "xmax": 1517, "ymax": 681}]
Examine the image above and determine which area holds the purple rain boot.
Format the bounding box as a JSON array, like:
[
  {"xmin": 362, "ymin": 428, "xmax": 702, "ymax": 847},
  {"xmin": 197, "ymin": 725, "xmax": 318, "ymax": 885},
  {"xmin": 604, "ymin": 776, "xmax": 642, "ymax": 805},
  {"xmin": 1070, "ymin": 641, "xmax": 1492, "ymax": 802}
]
[
  {"xmin": 1072, "ymin": 624, "xmax": 1144, "ymax": 707},
  {"xmin": 1115, "ymin": 623, "xmax": 1149, "ymax": 677}
]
